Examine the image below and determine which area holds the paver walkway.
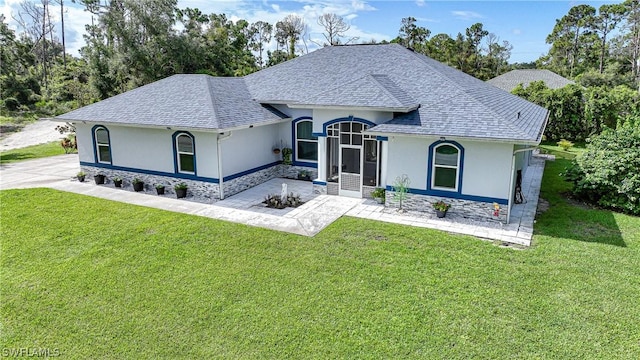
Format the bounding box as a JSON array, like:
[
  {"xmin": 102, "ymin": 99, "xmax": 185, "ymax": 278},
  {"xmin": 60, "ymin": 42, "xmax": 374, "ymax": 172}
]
[{"xmin": 0, "ymin": 154, "xmax": 547, "ymax": 246}]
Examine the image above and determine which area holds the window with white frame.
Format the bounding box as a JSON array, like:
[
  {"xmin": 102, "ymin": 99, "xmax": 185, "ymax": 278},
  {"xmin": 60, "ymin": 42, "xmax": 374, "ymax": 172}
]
[
  {"xmin": 176, "ymin": 133, "xmax": 195, "ymax": 174},
  {"xmin": 295, "ymin": 120, "xmax": 317, "ymax": 162},
  {"xmin": 94, "ymin": 126, "xmax": 111, "ymax": 163},
  {"xmin": 432, "ymin": 143, "xmax": 460, "ymax": 191}
]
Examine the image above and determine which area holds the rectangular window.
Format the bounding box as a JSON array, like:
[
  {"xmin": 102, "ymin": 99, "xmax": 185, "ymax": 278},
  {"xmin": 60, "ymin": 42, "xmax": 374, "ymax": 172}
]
[
  {"xmin": 179, "ymin": 154, "xmax": 195, "ymax": 173},
  {"xmin": 296, "ymin": 121, "xmax": 317, "ymax": 162}
]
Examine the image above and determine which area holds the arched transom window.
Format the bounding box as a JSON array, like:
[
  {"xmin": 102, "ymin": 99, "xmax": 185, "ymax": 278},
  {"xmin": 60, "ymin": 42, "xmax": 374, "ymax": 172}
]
[
  {"xmin": 432, "ymin": 143, "xmax": 460, "ymax": 191},
  {"xmin": 94, "ymin": 126, "xmax": 111, "ymax": 164},
  {"xmin": 175, "ymin": 133, "xmax": 195, "ymax": 174}
]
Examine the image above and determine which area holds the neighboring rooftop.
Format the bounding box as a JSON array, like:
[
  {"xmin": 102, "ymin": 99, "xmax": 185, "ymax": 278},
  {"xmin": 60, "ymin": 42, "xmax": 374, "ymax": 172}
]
[
  {"xmin": 487, "ymin": 69, "xmax": 574, "ymax": 92},
  {"xmin": 57, "ymin": 44, "xmax": 548, "ymax": 143}
]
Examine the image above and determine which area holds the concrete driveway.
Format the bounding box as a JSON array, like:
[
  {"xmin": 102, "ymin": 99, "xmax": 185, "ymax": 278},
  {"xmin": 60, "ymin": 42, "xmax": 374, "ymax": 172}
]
[{"xmin": 0, "ymin": 154, "xmax": 80, "ymax": 190}]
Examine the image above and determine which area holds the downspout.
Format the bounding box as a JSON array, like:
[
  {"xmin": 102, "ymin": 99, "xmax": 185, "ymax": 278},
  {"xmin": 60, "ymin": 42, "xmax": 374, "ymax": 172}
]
[
  {"xmin": 507, "ymin": 146, "xmax": 538, "ymax": 224},
  {"xmin": 216, "ymin": 132, "xmax": 232, "ymax": 200}
]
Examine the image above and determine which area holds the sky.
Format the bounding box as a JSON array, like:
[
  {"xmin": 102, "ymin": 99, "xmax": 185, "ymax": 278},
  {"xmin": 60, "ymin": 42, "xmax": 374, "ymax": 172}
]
[{"xmin": 0, "ymin": 0, "xmax": 617, "ymax": 64}]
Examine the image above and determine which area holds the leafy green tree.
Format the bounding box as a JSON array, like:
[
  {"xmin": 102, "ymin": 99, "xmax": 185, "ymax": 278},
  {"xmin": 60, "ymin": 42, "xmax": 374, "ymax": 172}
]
[
  {"xmin": 545, "ymin": 4, "xmax": 597, "ymax": 77},
  {"xmin": 398, "ymin": 16, "xmax": 430, "ymax": 49}
]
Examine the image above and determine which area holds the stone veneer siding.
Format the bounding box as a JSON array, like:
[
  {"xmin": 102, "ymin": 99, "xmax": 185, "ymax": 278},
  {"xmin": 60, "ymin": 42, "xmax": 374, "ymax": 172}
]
[
  {"xmin": 81, "ymin": 166, "xmax": 220, "ymax": 202},
  {"xmin": 385, "ymin": 191, "xmax": 507, "ymax": 223},
  {"xmin": 327, "ymin": 182, "xmax": 339, "ymax": 195},
  {"xmin": 313, "ymin": 183, "xmax": 327, "ymax": 195}
]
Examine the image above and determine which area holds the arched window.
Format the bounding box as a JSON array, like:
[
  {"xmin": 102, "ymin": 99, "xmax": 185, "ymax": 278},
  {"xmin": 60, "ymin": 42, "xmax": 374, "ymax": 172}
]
[
  {"xmin": 295, "ymin": 120, "xmax": 317, "ymax": 162},
  {"xmin": 93, "ymin": 126, "xmax": 111, "ymax": 164},
  {"xmin": 432, "ymin": 143, "xmax": 460, "ymax": 191},
  {"xmin": 174, "ymin": 133, "xmax": 195, "ymax": 174}
]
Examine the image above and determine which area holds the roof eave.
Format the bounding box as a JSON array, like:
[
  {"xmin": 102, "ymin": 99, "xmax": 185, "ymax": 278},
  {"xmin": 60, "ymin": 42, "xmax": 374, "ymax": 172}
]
[{"xmin": 364, "ymin": 128, "xmax": 541, "ymax": 145}]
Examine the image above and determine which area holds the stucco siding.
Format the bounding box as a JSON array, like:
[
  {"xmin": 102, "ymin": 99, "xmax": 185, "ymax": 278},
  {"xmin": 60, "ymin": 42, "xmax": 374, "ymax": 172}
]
[
  {"xmin": 386, "ymin": 136, "xmax": 429, "ymax": 188},
  {"xmin": 461, "ymin": 141, "xmax": 512, "ymax": 200},
  {"xmin": 76, "ymin": 123, "xmax": 219, "ymax": 178},
  {"xmin": 385, "ymin": 135, "xmax": 513, "ymax": 200},
  {"xmin": 75, "ymin": 123, "xmax": 94, "ymax": 163},
  {"xmin": 221, "ymin": 123, "xmax": 281, "ymax": 177}
]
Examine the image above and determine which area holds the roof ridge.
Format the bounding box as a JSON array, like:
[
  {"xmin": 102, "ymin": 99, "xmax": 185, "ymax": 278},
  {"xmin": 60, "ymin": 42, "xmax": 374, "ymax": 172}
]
[
  {"xmin": 369, "ymin": 74, "xmax": 415, "ymax": 107},
  {"xmin": 206, "ymin": 75, "xmax": 221, "ymax": 124},
  {"xmin": 404, "ymin": 49, "xmax": 531, "ymax": 139}
]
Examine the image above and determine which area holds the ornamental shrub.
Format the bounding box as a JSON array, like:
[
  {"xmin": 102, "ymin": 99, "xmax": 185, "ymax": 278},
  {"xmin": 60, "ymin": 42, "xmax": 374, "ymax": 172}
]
[{"xmin": 563, "ymin": 118, "xmax": 640, "ymax": 215}]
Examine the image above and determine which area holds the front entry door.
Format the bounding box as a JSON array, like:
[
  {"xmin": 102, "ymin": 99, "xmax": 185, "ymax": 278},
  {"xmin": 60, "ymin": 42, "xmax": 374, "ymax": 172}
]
[{"xmin": 339, "ymin": 145, "xmax": 362, "ymax": 197}]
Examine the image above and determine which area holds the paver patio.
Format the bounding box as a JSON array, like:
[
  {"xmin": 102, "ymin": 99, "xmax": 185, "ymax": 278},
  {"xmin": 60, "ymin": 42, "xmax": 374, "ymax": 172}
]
[{"xmin": 0, "ymin": 154, "xmax": 547, "ymax": 245}]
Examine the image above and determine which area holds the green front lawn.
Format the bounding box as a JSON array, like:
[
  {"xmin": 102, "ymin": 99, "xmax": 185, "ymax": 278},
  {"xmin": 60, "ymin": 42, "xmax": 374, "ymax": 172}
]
[
  {"xmin": 0, "ymin": 142, "xmax": 67, "ymax": 164},
  {"xmin": 1, "ymin": 157, "xmax": 639, "ymax": 358}
]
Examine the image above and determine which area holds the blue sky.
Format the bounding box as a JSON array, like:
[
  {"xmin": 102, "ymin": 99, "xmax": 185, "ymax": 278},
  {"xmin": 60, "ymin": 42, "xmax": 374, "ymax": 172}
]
[{"xmin": 1, "ymin": 0, "xmax": 616, "ymax": 63}]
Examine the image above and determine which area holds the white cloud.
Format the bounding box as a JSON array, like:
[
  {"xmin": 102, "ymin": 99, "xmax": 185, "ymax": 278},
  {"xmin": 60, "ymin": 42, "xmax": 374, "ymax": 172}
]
[
  {"xmin": 416, "ymin": 0, "xmax": 426, "ymax": 7},
  {"xmin": 451, "ymin": 10, "xmax": 483, "ymax": 20},
  {"xmin": 512, "ymin": 28, "xmax": 522, "ymax": 35}
]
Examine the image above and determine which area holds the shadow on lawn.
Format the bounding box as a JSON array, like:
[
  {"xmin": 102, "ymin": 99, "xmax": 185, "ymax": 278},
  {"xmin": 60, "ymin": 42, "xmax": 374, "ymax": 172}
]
[
  {"xmin": 0, "ymin": 151, "xmax": 38, "ymax": 163},
  {"xmin": 535, "ymin": 157, "xmax": 626, "ymax": 247}
]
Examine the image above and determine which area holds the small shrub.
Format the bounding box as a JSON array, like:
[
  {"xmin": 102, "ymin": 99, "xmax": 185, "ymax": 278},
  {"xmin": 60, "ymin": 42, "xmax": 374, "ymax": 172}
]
[
  {"xmin": 4, "ymin": 98, "xmax": 19, "ymax": 111},
  {"xmin": 174, "ymin": 182, "xmax": 188, "ymax": 190},
  {"xmin": 557, "ymin": 139, "xmax": 574, "ymax": 151}
]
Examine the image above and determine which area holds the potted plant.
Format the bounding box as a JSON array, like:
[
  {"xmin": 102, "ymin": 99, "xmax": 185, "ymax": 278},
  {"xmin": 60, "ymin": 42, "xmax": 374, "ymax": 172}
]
[
  {"xmin": 155, "ymin": 184, "xmax": 165, "ymax": 195},
  {"xmin": 432, "ymin": 200, "xmax": 451, "ymax": 218},
  {"xmin": 132, "ymin": 178, "xmax": 144, "ymax": 192},
  {"xmin": 113, "ymin": 177, "xmax": 123, "ymax": 188},
  {"xmin": 77, "ymin": 171, "xmax": 86, "ymax": 182},
  {"xmin": 282, "ymin": 147, "xmax": 293, "ymax": 165},
  {"xmin": 94, "ymin": 173, "xmax": 105, "ymax": 184},
  {"xmin": 174, "ymin": 182, "xmax": 188, "ymax": 198},
  {"xmin": 297, "ymin": 170, "xmax": 311, "ymax": 181},
  {"xmin": 371, "ymin": 187, "xmax": 386, "ymax": 204}
]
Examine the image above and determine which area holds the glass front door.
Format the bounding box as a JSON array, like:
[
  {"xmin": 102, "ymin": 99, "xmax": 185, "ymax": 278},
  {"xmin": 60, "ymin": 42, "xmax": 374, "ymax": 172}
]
[{"xmin": 339, "ymin": 146, "xmax": 361, "ymax": 197}]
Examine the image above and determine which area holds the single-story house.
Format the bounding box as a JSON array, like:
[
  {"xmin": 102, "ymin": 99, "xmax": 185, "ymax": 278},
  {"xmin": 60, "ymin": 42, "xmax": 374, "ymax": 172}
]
[
  {"xmin": 56, "ymin": 44, "xmax": 549, "ymax": 223},
  {"xmin": 487, "ymin": 69, "xmax": 574, "ymax": 92}
]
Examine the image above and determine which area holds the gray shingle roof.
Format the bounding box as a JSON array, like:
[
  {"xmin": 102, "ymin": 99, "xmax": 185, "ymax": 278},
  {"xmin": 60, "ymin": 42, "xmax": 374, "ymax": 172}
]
[
  {"xmin": 56, "ymin": 74, "xmax": 287, "ymax": 130},
  {"xmin": 296, "ymin": 74, "xmax": 418, "ymax": 110},
  {"xmin": 58, "ymin": 44, "xmax": 548, "ymax": 142},
  {"xmin": 487, "ymin": 69, "xmax": 574, "ymax": 91},
  {"xmin": 246, "ymin": 44, "xmax": 548, "ymax": 142}
]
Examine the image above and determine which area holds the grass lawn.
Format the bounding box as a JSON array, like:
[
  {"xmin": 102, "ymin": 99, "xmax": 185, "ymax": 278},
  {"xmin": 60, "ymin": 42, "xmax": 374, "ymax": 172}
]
[
  {"xmin": 1, "ymin": 158, "xmax": 639, "ymax": 358},
  {"xmin": 0, "ymin": 142, "xmax": 68, "ymax": 164}
]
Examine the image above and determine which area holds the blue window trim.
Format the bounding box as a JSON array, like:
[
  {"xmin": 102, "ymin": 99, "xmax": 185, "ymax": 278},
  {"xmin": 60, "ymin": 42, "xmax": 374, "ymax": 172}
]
[
  {"xmin": 91, "ymin": 125, "xmax": 113, "ymax": 165},
  {"xmin": 318, "ymin": 116, "xmax": 377, "ymax": 137},
  {"xmin": 80, "ymin": 161, "xmax": 218, "ymax": 183},
  {"xmin": 172, "ymin": 131, "xmax": 197, "ymax": 176},
  {"xmin": 291, "ymin": 116, "xmax": 318, "ymax": 168},
  {"xmin": 427, "ymin": 140, "xmax": 464, "ymax": 194},
  {"xmin": 384, "ymin": 185, "xmax": 507, "ymax": 205}
]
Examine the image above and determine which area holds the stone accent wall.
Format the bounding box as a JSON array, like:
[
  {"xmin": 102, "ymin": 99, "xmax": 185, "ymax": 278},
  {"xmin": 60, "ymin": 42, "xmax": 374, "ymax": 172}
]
[
  {"xmin": 278, "ymin": 165, "xmax": 318, "ymax": 180},
  {"xmin": 362, "ymin": 186, "xmax": 376, "ymax": 199},
  {"xmin": 81, "ymin": 166, "xmax": 220, "ymax": 202},
  {"xmin": 327, "ymin": 182, "xmax": 339, "ymax": 195},
  {"xmin": 222, "ymin": 165, "xmax": 280, "ymax": 198},
  {"xmin": 385, "ymin": 191, "xmax": 507, "ymax": 223},
  {"xmin": 313, "ymin": 183, "xmax": 327, "ymax": 195}
]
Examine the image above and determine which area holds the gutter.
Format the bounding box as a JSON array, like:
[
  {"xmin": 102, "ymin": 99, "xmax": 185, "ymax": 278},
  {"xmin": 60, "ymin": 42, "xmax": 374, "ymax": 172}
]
[
  {"xmin": 216, "ymin": 132, "xmax": 233, "ymax": 199},
  {"xmin": 506, "ymin": 146, "xmax": 538, "ymax": 224}
]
